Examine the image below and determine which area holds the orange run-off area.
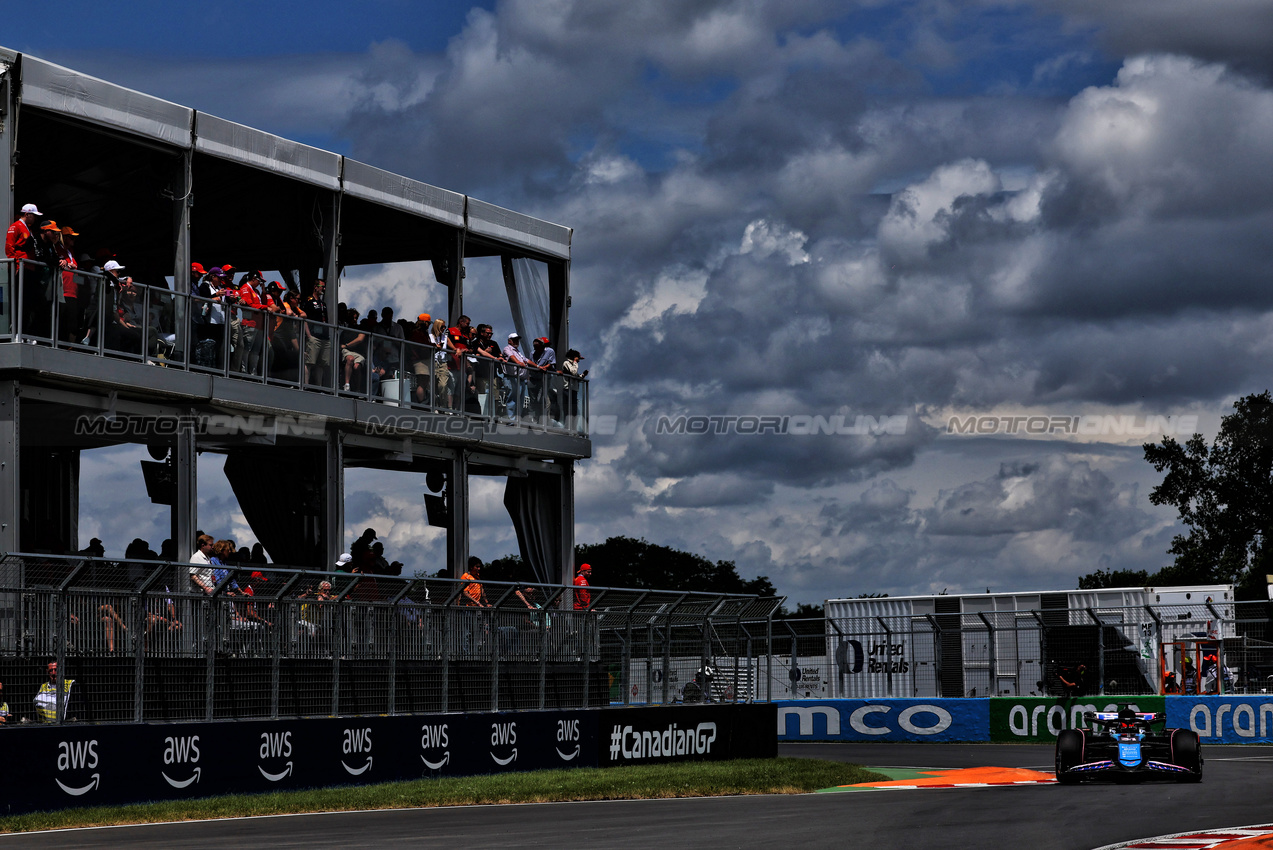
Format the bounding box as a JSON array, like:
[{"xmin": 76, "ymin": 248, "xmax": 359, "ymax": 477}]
[{"xmin": 823, "ymin": 766, "xmax": 1057, "ymax": 791}]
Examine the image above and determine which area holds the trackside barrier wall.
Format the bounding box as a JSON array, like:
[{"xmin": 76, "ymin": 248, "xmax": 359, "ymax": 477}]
[
  {"xmin": 1167, "ymin": 696, "xmax": 1273, "ymax": 743},
  {"xmin": 0, "ymin": 703, "xmax": 774, "ymax": 815},
  {"xmin": 776, "ymin": 696, "xmax": 1273, "ymax": 743},
  {"xmin": 988, "ymin": 696, "xmax": 1165, "ymax": 743}
]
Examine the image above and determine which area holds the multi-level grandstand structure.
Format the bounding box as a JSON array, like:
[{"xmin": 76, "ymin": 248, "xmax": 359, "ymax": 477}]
[{"xmin": 0, "ymin": 47, "xmax": 584, "ymax": 577}]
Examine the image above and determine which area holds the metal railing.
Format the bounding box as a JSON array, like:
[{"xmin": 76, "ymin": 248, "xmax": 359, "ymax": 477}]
[
  {"xmin": 0, "ymin": 258, "xmax": 589, "ymax": 436},
  {"xmin": 769, "ymin": 602, "xmax": 1273, "ymax": 700},
  {"xmin": 0, "ymin": 554, "xmax": 780, "ymax": 724}
]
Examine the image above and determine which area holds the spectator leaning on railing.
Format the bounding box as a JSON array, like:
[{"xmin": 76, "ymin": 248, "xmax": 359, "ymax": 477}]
[
  {"xmin": 461, "ymin": 556, "xmax": 490, "ymax": 607},
  {"xmin": 189, "ymin": 534, "xmax": 216, "ymax": 594},
  {"xmin": 55, "ymin": 224, "xmax": 81, "ymax": 343}
]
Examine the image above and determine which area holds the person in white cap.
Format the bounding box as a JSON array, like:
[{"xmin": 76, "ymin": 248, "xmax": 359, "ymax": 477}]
[
  {"xmin": 98, "ymin": 259, "xmax": 137, "ymax": 351},
  {"xmin": 502, "ymin": 332, "xmax": 533, "ymax": 422},
  {"xmin": 8, "ymin": 206, "xmax": 54, "ymax": 339},
  {"xmin": 5, "ymin": 203, "xmax": 41, "ymax": 260},
  {"xmin": 334, "ymin": 553, "xmax": 353, "ymax": 571}
]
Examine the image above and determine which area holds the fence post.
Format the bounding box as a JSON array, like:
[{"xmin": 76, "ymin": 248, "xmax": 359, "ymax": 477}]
[
  {"xmin": 133, "ymin": 590, "xmax": 146, "ymax": 723},
  {"xmin": 766, "ymin": 606, "xmax": 775, "ymax": 702},
  {"xmin": 977, "ymin": 612, "xmax": 996, "ymax": 698},
  {"xmin": 787, "ymin": 621, "xmax": 799, "ymax": 697},
  {"xmin": 877, "ymin": 616, "xmax": 894, "ymax": 697},
  {"xmin": 825, "ymin": 618, "xmax": 845, "ymax": 698},
  {"xmin": 662, "ymin": 594, "xmax": 688, "ymax": 705},
  {"xmin": 132, "ymin": 564, "xmax": 166, "ymax": 723},
  {"xmin": 538, "ymin": 586, "xmax": 564, "ymax": 710},
  {"xmin": 925, "ymin": 614, "xmax": 942, "ymax": 698},
  {"xmin": 204, "ymin": 595, "xmax": 216, "ymax": 721},
  {"xmin": 440, "ymin": 602, "xmax": 451, "ymax": 713},
  {"xmin": 1085, "ymin": 608, "xmax": 1105, "ymax": 696},
  {"xmin": 491, "ymin": 607, "xmax": 500, "ymax": 712},
  {"xmin": 1031, "ymin": 610, "xmax": 1048, "ymax": 696},
  {"xmin": 55, "ymin": 589, "xmax": 67, "ymax": 725},
  {"xmin": 622, "ymin": 597, "xmax": 639, "ymax": 706},
  {"xmin": 1206, "ymin": 599, "xmax": 1225, "ymax": 695},
  {"xmin": 646, "ymin": 622, "xmax": 655, "ymax": 705},
  {"xmin": 331, "ymin": 597, "xmax": 344, "ymax": 716},
  {"xmin": 1144, "ymin": 605, "xmax": 1162, "ymax": 694},
  {"xmin": 387, "ymin": 581, "xmax": 417, "ymax": 716},
  {"xmin": 388, "ymin": 601, "xmax": 399, "ymax": 715}
]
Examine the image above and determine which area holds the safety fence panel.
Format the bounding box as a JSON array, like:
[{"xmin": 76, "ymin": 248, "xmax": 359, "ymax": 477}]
[
  {"xmin": 819, "ymin": 601, "xmax": 1270, "ymax": 700},
  {"xmin": 0, "ymin": 554, "xmax": 780, "ymax": 724}
]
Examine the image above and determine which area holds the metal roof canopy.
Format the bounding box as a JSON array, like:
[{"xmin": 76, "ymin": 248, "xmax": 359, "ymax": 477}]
[{"xmin": 8, "ymin": 49, "xmax": 572, "ymax": 271}]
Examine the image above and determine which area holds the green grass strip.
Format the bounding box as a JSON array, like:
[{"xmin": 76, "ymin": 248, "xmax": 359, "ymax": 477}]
[{"xmin": 0, "ymin": 758, "xmax": 888, "ymax": 834}]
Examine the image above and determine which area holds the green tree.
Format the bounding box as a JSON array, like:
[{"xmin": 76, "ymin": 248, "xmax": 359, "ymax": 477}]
[
  {"xmin": 1142, "ymin": 391, "xmax": 1273, "ymax": 599},
  {"xmin": 478, "ymin": 537, "xmax": 779, "ymax": 597},
  {"xmin": 774, "ymin": 602, "xmax": 824, "ymax": 620},
  {"xmin": 574, "ymin": 536, "xmax": 777, "ymax": 596},
  {"xmin": 1077, "ymin": 568, "xmax": 1151, "ymax": 590}
]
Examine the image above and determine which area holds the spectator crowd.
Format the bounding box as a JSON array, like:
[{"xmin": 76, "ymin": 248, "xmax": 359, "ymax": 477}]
[{"xmin": 8, "ymin": 202, "xmax": 588, "ymax": 426}]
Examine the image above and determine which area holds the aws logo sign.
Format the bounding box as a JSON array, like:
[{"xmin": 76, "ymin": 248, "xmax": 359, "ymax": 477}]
[
  {"xmin": 491, "ymin": 721, "xmax": 517, "ymax": 766},
  {"xmin": 421, "ymin": 723, "xmax": 450, "ymax": 770},
  {"xmin": 56, "ymin": 739, "xmax": 100, "ymax": 796},
  {"xmin": 162, "ymin": 735, "xmax": 201, "ymax": 788},
  {"xmin": 556, "ymin": 719, "xmax": 581, "ymax": 761},
  {"xmin": 259, "ymin": 730, "xmax": 294, "ymax": 782},
  {"xmin": 342, "ymin": 728, "xmax": 373, "ymax": 775}
]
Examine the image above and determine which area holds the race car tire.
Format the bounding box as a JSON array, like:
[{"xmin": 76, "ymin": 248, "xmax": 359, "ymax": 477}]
[
  {"xmin": 1056, "ymin": 728, "xmax": 1084, "ymax": 784},
  {"xmin": 1171, "ymin": 729, "xmax": 1202, "ymax": 783}
]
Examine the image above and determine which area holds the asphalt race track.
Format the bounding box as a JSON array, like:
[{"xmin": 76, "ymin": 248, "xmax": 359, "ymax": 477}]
[{"xmin": 4, "ymin": 743, "xmax": 1272, "ymax": 849}]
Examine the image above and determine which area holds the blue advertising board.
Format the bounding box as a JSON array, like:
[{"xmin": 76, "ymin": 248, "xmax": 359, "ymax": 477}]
[
  {"xmin": 0, "ymin": 703, "xmax": 775, "ymax": 815},
  {"xmin": 1165, "ymin": 695, "xmax": 1273, "ymax": 743},
  {"xmin": 775, "ymin": 699, "xmax": 989, "ymax": 742}
]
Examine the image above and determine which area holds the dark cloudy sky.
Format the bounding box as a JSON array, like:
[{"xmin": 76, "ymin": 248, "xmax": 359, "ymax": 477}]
[{"xmin": 10, "ymin": 0, "xmax": 1273, "ymax": 603}]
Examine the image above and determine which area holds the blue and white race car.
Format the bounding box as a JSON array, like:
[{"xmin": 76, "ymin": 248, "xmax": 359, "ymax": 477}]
[{"xmin": 1055, "ymin": 708, "xmax": 1202, "ymax": 784}]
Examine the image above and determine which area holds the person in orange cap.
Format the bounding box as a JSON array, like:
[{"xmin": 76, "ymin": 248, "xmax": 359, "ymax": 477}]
[{"xmin": 407, "ymin": 313, "xmax": 433, "ymax": 404}]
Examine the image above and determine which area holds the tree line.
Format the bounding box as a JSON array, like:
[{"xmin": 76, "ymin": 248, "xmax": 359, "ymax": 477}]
[{"xmin": 1081, "ymin": 390, "xmax": 1273, "ymax": 600}]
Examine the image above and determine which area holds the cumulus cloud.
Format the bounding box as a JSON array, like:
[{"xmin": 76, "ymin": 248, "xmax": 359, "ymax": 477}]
[
  {"xmin": 1032, "ymin": 0, "xmax": 1273, "ymax": 78},
  {"xmin": 54, "ymin": 1, "xmax": 1273, "ymax": 600}
]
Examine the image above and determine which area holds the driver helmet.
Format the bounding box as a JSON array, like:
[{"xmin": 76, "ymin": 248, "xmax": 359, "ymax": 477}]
[{"xmin": 1117, "ymin": 707, "xmax": 1138, "ymax": 730}]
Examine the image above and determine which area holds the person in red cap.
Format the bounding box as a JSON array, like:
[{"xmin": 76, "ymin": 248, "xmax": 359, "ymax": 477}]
[
  {"xmin": 189, "ymin": 262, "xmax": 206, "ymax": 288},
  {"xmin": 573, "ymin": 563, "xmax": 592, "ymax": 610},
  {"xmin": 448, "ymin": 325, "xmax": 470, "ymax": 411}
]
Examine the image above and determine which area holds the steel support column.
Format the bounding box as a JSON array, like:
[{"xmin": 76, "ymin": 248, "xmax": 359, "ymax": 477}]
[
  {"xmin": 0, "ymin": 381, "xmax": 17, "ymax": 553},
  {"xmin": 1, "ymin": 57, "xmax": 15, "ymax": 235},
  {"xmin": 548, "ymin": 258, "xmax": 570, "ymax": 358},
  {"xmin": 172, "ymin": 150, "xmax": 191, "ymax": 296},
  {"xmin": 325, "ymin": 428, "xmax": 344, "ymax": 566},
  {"xmin": 174, "ymin": 413, "xmax": 197, "ymax": 559},
  {"xmin": 559, "ymin": 462, "xmax": 574, "ymax": 586},
  {"xmin": 447, "ymin": 450, "xmax": 468, "ymax": 575}
]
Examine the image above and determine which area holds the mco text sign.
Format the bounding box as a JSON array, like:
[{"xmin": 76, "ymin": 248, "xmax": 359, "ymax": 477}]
[{"xmin": 775, "ymin": 699, "xmax": 988, "ymax": 742}]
